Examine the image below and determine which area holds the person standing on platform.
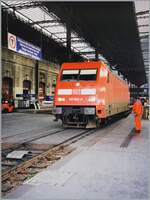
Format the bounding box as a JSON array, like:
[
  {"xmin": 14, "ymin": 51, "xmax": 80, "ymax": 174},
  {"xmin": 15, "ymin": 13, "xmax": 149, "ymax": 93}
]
[{"xmin": 132, "ymin": 97, "xmax": 143, "ymax": 133}]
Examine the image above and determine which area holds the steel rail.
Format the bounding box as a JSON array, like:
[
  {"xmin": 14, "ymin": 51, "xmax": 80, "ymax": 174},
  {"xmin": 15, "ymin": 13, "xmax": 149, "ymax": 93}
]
[
  {"xmin": 2, "ymin": 128, "xmax": 96, "ymax": 182},
  {"xmin": 2, "ymin": 115, "xmax": 128, "ymax": 194}
]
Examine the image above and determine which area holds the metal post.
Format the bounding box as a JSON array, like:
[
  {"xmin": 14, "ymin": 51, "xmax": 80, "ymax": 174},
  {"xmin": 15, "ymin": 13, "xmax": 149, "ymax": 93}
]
[
  {"xmin": 95, "ymin": 48, "xmax": 99, "ymax": 60},
  {"xmin": 35, "ymin": 60, "xmax": 39, "ymax": 100},
  {"xmin": 66, "ymin": 23, "xmax": 71, "ymax": 61}
]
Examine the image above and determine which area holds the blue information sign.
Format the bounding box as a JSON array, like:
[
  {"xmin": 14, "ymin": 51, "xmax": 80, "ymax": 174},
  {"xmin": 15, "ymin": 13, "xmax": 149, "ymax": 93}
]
[{"xmin": 8, "ymin": 33, "xmax": 42, "ymax": 60}]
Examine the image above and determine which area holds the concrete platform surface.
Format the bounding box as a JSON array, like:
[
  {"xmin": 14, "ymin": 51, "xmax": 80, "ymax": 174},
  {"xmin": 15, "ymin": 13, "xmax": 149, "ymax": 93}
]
[
  {"xmin": 3, "ymin": 115, "xmax": 149, "ymax": 200},
  {"xmin": 2, "ymin": 113, "xmax": 61, "ymax": 138}
]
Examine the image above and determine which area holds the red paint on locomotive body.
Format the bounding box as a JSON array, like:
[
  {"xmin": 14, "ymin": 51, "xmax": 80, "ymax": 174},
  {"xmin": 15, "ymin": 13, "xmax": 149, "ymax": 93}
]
[{"xmin": 53, "ymin": 61, "xmax": 130, "ymax": 127}]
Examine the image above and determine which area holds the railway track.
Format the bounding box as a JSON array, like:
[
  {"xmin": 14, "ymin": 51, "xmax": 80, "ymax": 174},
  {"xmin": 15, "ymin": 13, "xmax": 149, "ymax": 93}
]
[
  {"xmin": 2, "ymin": 115, "xmax": 127, "ymax": 195},
  {"xmin": 2, "ymin": 128, "xmax": 69, "ymax": 174},
  {"xmin": 2, "ymin": 128, "xmax": 97, "ymax": 195},
  {"xmin": 2, "ymin": 127, "xmax": 66, "ymax": 150}
]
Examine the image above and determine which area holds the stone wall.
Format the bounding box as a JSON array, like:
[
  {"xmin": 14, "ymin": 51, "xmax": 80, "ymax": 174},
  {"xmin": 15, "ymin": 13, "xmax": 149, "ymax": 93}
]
[{"xmin": 2, "ymin": 47, "xmax": 60, "ymax": 101}]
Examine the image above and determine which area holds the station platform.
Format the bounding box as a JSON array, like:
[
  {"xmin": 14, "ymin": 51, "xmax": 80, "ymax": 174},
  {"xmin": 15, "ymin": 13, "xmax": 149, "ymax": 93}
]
[
  {"xmin": 3, "ymin": 113, "xmax": 149, "ymax": 200},
  {"xmin": 15, "ymin": 107, "xmax": 52, "ymax": 114}
]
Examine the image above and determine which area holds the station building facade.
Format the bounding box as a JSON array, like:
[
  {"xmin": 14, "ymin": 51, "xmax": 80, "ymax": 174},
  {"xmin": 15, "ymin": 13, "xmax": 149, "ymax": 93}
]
[{"xmin": 2, "ymin": 47, "xmax": 60, "ymax": 107}]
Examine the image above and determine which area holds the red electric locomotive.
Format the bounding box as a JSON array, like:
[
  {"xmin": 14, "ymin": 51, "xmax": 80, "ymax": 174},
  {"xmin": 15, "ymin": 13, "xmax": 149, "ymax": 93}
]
[{"xmin": 53, "ymin": 61, "xmax": 130, "ymax": 128}]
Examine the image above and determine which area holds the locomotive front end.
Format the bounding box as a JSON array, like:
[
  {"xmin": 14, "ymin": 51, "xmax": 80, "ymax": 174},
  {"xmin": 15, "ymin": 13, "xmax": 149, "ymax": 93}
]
[{"xmin": 53, "ymin": 62, "xmax": 100, "ymax": 128}]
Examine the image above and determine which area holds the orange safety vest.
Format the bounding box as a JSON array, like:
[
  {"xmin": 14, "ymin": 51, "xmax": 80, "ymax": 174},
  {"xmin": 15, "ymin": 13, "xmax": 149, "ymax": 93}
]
[
  {"xmin": 132, "ymin": 100, "xmax": 143, "ymax": 131},
  {"xmin": 132, "ymin": 100, "xmax": 143, "ymax": 116}
]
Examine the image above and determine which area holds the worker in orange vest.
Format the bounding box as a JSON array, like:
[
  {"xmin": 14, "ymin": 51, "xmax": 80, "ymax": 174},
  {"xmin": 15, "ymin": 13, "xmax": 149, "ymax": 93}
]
[{"xmin": 132, "ymin": 97, "xmax": 143, "ymax": 133}]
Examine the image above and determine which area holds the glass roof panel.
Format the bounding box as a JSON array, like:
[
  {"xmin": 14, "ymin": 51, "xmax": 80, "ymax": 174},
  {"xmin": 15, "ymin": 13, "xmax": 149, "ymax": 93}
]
[
  {"xmin": 7, "ymin": 1, "xmax": 30, "ymax": 6},
  {"xmin": 2, "ymin": 1, "xmax": 107, "ymax": 61},
  {"xmin": 46, "ymin": 26, "xmax": 66, "ymax": 33},
  {"xmin": 20, "ymin": 7, "xmax": 50, "ymax": 21}
]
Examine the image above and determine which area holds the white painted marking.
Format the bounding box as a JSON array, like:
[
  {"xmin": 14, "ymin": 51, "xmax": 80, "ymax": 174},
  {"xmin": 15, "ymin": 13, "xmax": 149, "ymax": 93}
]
[
  {"xmin": 58, "ymin": 89, "xmax": 72, "ymax": 95},
  {"xmin": 88, "ymin": 96, "xmax": 96, "ymax": 102},
  {"xmin": 6, "ymin": 150, "xmax": 29, "ymax": 159},
  {"xmin": 81, "ymin": 89, "xmax": 96, "ymax": 95}
]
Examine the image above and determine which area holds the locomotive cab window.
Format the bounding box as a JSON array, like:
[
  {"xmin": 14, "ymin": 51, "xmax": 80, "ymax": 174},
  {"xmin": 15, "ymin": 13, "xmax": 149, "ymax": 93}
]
[
  {"xmin": 79, "ymin": 69, "xmax": 97, "ymax": 81},
  {"xmin": 60, "ymin": 68, "xmax": 97, "ymax": 82},
  {"xmin": 61, "ymin": 70, "xmax": 79, "ymax": 81}
]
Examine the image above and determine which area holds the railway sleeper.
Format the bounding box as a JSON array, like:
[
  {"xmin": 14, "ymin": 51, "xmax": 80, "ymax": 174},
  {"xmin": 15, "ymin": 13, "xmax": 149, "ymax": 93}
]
[
  {"xmin": 27, "ymin": 168, "xmax": 39, "ymax": 174},
  {"xmin": 45, "ymin": 155, "xmax": 61, "ymax": 161},
  {"xmin": 11, "ymin": 174, "xmax": 28, "ymax": 182},
  {"xmin": 31, "ymin": 162, "xmax": 49, "ymax": 169}
]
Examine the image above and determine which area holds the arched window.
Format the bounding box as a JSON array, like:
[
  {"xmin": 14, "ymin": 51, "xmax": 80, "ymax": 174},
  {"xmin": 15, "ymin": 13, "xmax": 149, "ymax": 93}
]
[
  {"xmin": 2, "ymin": 77, "xmax": 13, "ymax": 99},
  {"xmin": 39, "ymin": 82, "xmax": 45, "ymax": 100}
]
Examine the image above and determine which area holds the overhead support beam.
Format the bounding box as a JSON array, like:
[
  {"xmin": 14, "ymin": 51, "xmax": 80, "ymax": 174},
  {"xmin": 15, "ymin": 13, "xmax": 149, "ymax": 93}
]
[
  {"xmin": 79, "ymin": 51, "xmax": 95, "ymax": 55},
  {"xmin": 29, "ymin": 20, "xmax": 60, "ymax": 25},
  {"xmin": 139, "ymin": 32, "xmax": 149, "ymax": 34},
  {"xmin": 66, "ymin": 23, "xmax": 71, "ymax": 61},
  {"xmin": 77, "ymin": 46, "xmax": 90, "ymax": 51},
  {"xmin": 142, "ymin": 50, "xmax": 149, "ymax": 52},
  {"xmin": 74, "ymin": 46, "xmax": 90, "ymax": 49},
  {"xmin": 55, "ymin": 31, "xmax": 66, "ymax": 34},
  {"xmin": 56, "ymin": 37, "xmax": 84, "ymax": 44},
  {"xmin": 137, "ymin": 16, "xmax": 149, "ymax": 19},
  {"xmin": 35, "ymin": 60, "xmax": 39, "ymax": 99},
  {"xmin": 136, "ymin": 10, "xmax": 149, "ymax": 16},
  {"xmin": 42, "ymin": 24, "xmax": 61, "ymax": 28},
  {"xmin": 2, "ymin": 2, "xmax": 42, "ymax": 10},
  {"xmin": 138, "ymin": 24, "xmax": 149, "ymax": 28},
  {"xmin": 61, "ymin": 36, "xmax": 79, "ymax": 40},
  {"xmin": 140, "ymin": 35, "xmax": 149, "ymax": 39},
  {"xmin": 71, "ymin": 39, "xmax": 85, "ymax": 43}
]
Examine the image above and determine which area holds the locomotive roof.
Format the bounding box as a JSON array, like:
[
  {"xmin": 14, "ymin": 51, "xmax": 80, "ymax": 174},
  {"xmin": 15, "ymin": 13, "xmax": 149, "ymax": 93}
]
[{"xmin": 61, "ymin": 61, "xmax": 129, "ymax": 86}]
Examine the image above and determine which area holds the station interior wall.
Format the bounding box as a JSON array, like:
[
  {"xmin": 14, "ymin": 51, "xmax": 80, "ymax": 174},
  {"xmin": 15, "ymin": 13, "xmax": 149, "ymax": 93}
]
[{"xmin": 2, "ymin": 47, "xmax": 60, "ymax": 104}]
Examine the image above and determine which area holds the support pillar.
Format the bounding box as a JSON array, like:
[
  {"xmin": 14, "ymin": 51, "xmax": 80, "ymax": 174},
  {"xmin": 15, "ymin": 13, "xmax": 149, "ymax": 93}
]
[
  {"xmin": 66, "ymin": 23, "xmax": 71, "ymax": 61},
  {"xmin": 95, "ymin": 48, "xmax": 99, "ymax": 60},
  {"xmin": 35, "ymin": 60, "xmax": 39, "ymax": 99}
]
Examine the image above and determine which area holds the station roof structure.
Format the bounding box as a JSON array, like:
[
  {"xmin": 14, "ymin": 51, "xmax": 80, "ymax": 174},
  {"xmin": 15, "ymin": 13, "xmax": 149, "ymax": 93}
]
[
  {"xmin": 2, "ymin": 1, "xmax": 148, "ymax": 86},
  {"xmin": 135, "ymin": 1, "xmax": 149, "ymax": 86}
]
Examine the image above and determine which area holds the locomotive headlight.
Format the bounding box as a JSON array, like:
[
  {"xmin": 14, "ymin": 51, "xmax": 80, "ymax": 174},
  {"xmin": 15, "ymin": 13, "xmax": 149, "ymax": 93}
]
[
  {"xmin": 88, "ymin": 96, "xmax": 96, "ymax": 102},
  {"xmin": 84, "ymin": 107, "xmax": 95, "ymax": 115},
  {"xmin": 57, "ymin": 97, "xmax": 65, "ymax": 102}
]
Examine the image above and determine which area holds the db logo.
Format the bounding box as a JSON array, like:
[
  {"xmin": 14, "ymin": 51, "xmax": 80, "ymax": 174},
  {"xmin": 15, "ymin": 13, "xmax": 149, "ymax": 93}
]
[{"xmin": 8, "ymin": 33, "xmax": 16, "ymax": 51}]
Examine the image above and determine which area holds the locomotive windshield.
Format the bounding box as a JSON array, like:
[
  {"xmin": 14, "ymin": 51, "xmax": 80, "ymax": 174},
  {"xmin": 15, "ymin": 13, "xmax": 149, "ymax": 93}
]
[
  {"xmin": 61, "ymin": 69, "xmax": 97, "ymax": 81},
  {"xmin": 79, "ymin": 69, "xmax": 97, "ymax": 81}
]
